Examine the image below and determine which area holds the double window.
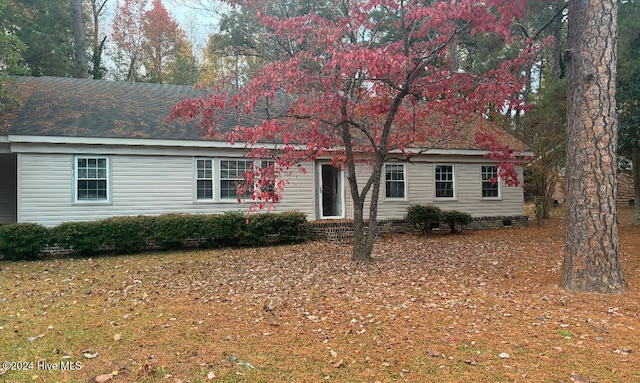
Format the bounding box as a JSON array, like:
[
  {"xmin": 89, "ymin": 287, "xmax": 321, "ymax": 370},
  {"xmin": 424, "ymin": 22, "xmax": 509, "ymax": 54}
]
[
  {"xmin": 435, "ymin": 164, "xmax": 454, "ymax": 198},
  {"xmin": 196, "ymin": 159, "xmax": 276, "ymax": 201},
  {"xmin": 75, "ymin": 156, "xmax": 109, "ymax": 202},
  {"xmin": 481, "ymin": 165, "xmax": 500, "ymax": 198},
  {"xmin": 385, "ymin": 164, "xmax": 406, "ymax": 199}
]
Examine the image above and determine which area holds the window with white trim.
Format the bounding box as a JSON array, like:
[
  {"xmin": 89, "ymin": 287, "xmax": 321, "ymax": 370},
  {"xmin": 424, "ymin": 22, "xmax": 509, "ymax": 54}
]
[
  {"xmin": 435, "ymin": 164, "xmax": 454, "ymax": 198},
  {"xmin": 258, "ymin": 160, "xmax": 276, "ymax": 195},
  {"xmin": 385, "ymin": 164, "xmax": 406, "ymax": 199},
  {"xmin": 196, "ymin": 159, "xmax": 214, "ymax": 200},
  {"xmin": 75, "ymin": 156, "xmax": 109, "ymax": 202},
  {"xmin": 220, "ymin": 159, "xmax": 253, "ymax": 200},
  {"xmin": 481, "ymin": 165, "xmax": 500, "ymax": 198}
]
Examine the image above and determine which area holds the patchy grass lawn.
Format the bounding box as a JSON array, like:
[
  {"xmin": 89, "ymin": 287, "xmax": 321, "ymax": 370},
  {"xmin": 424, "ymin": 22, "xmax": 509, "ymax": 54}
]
[{"xmin": 1, "ymin": 207, "xmax": 639, "ymax": 383}]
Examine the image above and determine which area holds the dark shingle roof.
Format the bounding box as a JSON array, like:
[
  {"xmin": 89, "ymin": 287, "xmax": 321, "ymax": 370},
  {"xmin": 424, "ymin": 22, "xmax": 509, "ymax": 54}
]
[
  {"xmin": 6, "ymin": 76, "xmax": 209, "ymax": 140},
  {"xmin": 3, "ymin": 76, "xmax": 530, "ymax": 152},
  {"xmin": 1, "ymin": 77, "xmax": 39, "ymax": 135}
]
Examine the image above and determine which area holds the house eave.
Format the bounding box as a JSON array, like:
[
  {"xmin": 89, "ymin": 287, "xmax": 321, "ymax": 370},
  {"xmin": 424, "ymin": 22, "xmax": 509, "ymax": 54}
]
[
  {"xmin": 6, "ymin": 134, "xmax": 236, "ymax": 149},
  {"xmin": 422, "ymin": 149, "xmax": 533, "ymax": 157},
  {"xmin": 5, "ymin": 134, "xmax": 534, "ymax": 159}
]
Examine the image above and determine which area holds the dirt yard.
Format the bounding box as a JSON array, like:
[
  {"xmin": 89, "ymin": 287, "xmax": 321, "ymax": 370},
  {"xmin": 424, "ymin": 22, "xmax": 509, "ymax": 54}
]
[{"xmin": 1, "ymin": 207, "xmax": 639, "ymax": 382}]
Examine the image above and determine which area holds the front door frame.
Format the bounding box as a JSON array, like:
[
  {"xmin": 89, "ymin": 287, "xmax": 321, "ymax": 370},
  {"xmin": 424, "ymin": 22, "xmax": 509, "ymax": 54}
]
[{"xmin": 318, "ymin": 163, "xmax": 345, "ymax": 219}]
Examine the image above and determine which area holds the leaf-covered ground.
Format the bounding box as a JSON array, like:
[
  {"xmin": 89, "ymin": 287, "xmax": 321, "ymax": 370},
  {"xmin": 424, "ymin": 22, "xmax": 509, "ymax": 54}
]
[{"xmin": 1, "ymin": 207, "xmax": 639, "ymax": 383}]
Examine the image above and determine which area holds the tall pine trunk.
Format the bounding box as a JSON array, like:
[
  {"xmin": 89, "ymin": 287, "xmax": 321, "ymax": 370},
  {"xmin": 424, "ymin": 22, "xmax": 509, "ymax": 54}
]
[
  {"xmin": 561, "ymin": 0, "xmax": 624, "ymax": 293},
  {"xmin": 633, "ymin": 145, "xmax": 640, "ymax": 226},
  {"xmin": 70, "ymin": 0, "xmax": 89, "ymax": 78}
]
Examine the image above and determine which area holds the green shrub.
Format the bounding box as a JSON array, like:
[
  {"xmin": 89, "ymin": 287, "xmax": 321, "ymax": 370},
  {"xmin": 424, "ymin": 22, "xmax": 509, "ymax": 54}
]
[
  {"xmin": 272, "ymin": 212, "xmax": 309, "ymax": 244},
  {"xmin": 0, "ymin": 223, "xmax": 49, "ymax": 260},
  {"xmin": 245, "ymin": 212, "xmax": 309, "ymax": 246},
  {"xmin": 442, "ymin": 210, "xmax": 473, "ymax": 234},
  {"xmin": 200, "ymin": 211, "xmax": 246, "ymax": 248},
  {"xmin": 148, "ymin": 214, "xmax": 204, "ymax": 250},
  {"xmin": 100, "ymin": 216, "xmax": 148, "ymax": 254},
  {"xmin": 2, "ymin": 211, "xmax": 309, "ymax": 260},
  {"xmin": 406, "ymin": 205, "xmax": 442, "ymax": 235},
  {"xmin": 51, "ymin": 221, "xmax": 103, "ymax": 256},
  {"xmin": 244, "ymin": 214, "xmax": 272, "ymax": 246}
]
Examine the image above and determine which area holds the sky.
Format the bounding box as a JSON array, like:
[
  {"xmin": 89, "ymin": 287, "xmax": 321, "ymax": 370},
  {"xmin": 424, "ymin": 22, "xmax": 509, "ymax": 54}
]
[{"xmin": 162, "ymin": 0, "xmax": 231, "ymax": 50}]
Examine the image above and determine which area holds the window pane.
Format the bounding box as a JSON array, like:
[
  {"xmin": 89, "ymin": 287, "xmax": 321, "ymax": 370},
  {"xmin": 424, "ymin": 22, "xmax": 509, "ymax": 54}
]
[
  {"xmin": 435, "ymin": 165, "xmax": 454, "ymax": 198},
  {"xmin": 385, "ymin": 164, "xmax": 405, "ymax": 198},
  {"xmin": 259, "ymin": 160, "xmax": 276, "ymax": 194},
  {"xmin": 197, "ymin": 180, "xmax": 213, "ymax": 199},
  {"xmin": 195, "ymin": 160, "xmax": 214, "ymax": 200},
  {"xmin": 76, "ymin": 157, "xmax": 108, "ymax": 201},
  {"xmin": 220, "ymin": 160, "xmax": 252, "ymax": 199},
  {"xmin": 220, "ymin": 180, "xmax": 237, "ymax": 199},
  {"xmin": 482, "ymin": 165, "xmax": 499, "ymax": 198}
]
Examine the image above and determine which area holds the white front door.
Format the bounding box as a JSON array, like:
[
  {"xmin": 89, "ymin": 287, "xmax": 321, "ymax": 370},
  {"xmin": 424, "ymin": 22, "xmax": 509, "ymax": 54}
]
[{"xmin": 319, "ymin": 164, "xmax": 345, "ymax": 219}]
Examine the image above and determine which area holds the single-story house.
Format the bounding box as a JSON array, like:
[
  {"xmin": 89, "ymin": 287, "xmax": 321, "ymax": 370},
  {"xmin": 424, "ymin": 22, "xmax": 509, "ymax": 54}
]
[{"xmin": 0, "ymin": 76, "xmax": 532, "ymax": 229}]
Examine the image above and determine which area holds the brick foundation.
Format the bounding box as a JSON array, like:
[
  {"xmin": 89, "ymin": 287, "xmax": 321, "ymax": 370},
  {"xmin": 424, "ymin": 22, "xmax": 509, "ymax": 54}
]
[{"xmin": 309, "ymin": 215, "xmax": 529, "ymax": 243}]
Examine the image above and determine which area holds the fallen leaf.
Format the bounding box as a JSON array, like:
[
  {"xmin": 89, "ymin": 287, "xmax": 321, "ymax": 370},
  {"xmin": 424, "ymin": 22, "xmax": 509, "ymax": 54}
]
[
  {"xmin": 141, "ymin": 363, "xmax": 152, "ymax": 374},
  {"xmin": 427, "ymin": 348, "xmax": 440, "ymax": 357},
  {"xmin": 27, "ymin": 333, "xmax": 45, "ymax": 342},
  {"xmin": 498, "ymin": 352, "xmax": 510, "ymax": 359},
  {"xmin": 207, "ymin": 371, "xmax": 216, "ymax": 380},
  {"xmin": 613, "ymin": 347, "xmax": 632, "ymax": 355},
  {"xmin": 570, "ymin": 372, "xmax": 590, "ymax": 382},
  {"xmin": 332, "ymin": 359, "xmax": 344, "ymax": 368},
  {"xmin": 330, "ymin": 349, "xmax": 338, "ymax": 358},
  {"xmin": 91, "ymin": 373, "xmax": 113, "ymax": 383},
  {"xmin": 465, "ymin": 358, "xmax": 478, "ymax": 365},
  {"xmin": 113, "ymin": 333, "xmax": 122, "ymax": 342},
  {"xmin": 84, "ymin": 352, "xmax": 99, "ymax": 359}
]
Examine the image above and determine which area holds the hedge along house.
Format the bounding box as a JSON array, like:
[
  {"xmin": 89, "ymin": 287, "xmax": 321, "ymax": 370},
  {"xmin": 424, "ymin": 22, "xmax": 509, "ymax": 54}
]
[{"xmin": 0, "ymin": 76, "xmax": 532, "ymax": 230}]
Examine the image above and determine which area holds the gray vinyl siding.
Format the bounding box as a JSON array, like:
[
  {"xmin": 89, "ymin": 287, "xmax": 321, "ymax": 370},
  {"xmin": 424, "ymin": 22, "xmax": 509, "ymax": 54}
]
[
  {"xmin": 15, "ymin": 150, "xmax": 524, "ymax": 226},
  {"xmin": 0, "ymin": 154, "xmax": 17, "ymax": 224},
  {"xmin": 350, "ymin": 157, "xmax": 525, "ymax": 221},
  {"xmin": 16, "ymin": 153, "xmax": 315, "ymax": 226}
]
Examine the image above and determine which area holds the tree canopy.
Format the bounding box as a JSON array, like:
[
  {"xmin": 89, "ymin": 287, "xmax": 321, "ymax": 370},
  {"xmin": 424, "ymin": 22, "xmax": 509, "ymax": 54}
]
[
  {"xmin": 1, "ymin": 0, "xmax": 77, "ymax": 77},
  {"xmin": 111, "ymin": 0, "xmax": 192, "ymax": 83},
  {"xmin": 172, "ymin": 0, "xmax": 539, "ymax": 261}
]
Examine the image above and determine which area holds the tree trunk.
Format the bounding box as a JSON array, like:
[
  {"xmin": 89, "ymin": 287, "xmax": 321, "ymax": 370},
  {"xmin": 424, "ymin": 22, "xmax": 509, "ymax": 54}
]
[
  {"xmin": 551, "ymin": 7, "xmax": 565, "ymax": 82},
  {"xmin": 92, "ymin": 36, "xmax": 107, "ymax": 79},
  {"xmin": 355, "ymin": 159, "xmax": 383, "ymax": 262},
  {"xmin": 561, "ymin": 0, "xmax": 624, "ymax": 293},
  {"xmin": 70, "ymin": 0, "xmax": 89, "ymax": 78},
  {"xmin": 633, "ymin": 145, "xmax": 640, "ymax": 226},
  {"xmin": 348, "ymin": 161, "xmax": 381, "ymax": 263}
]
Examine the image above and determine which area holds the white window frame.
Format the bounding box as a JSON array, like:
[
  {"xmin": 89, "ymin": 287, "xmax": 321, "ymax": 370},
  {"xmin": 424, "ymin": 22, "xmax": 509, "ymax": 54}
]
[
  {"xmin": 219, "ymin": 159, "xmax": 253, "ymax": 201},
  {"xmin": 194, "ymin": 158, "xmax": 280, "ymax": 203},
  {"xmin": 434, "ymin": 164, "xmax": 455, "ymax": 200},
  {"xmin": 257, "ymin": 160, "xmax": 277, "ymax": 196},
  {"xmin": 74, "ymin": 155, "xmax": 110, "ymax": 203},
  {"xmin": 481, "ymin": 165, "xmax": 501, "ymax": 199},
  {"xmin": 195, "ymin": 158, "xmax": 214, "ymax": 201},
  {"xmin": 384, "ymin": 163, "xmax": 407, "ymax": 200}
]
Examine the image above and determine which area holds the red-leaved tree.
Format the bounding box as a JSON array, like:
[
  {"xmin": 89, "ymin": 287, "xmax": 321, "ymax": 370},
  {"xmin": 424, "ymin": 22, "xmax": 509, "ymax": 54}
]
[
  {"xmin": 172, "ymin": 0, "xmax": 539, "ymax": 262},
  {"xmin": 112, "ymin": 0, "xmax": 147, "ymax": 81},
  {"xmin": 142, "ymin": 0, "xmax": 187, "ymax": 83}
]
